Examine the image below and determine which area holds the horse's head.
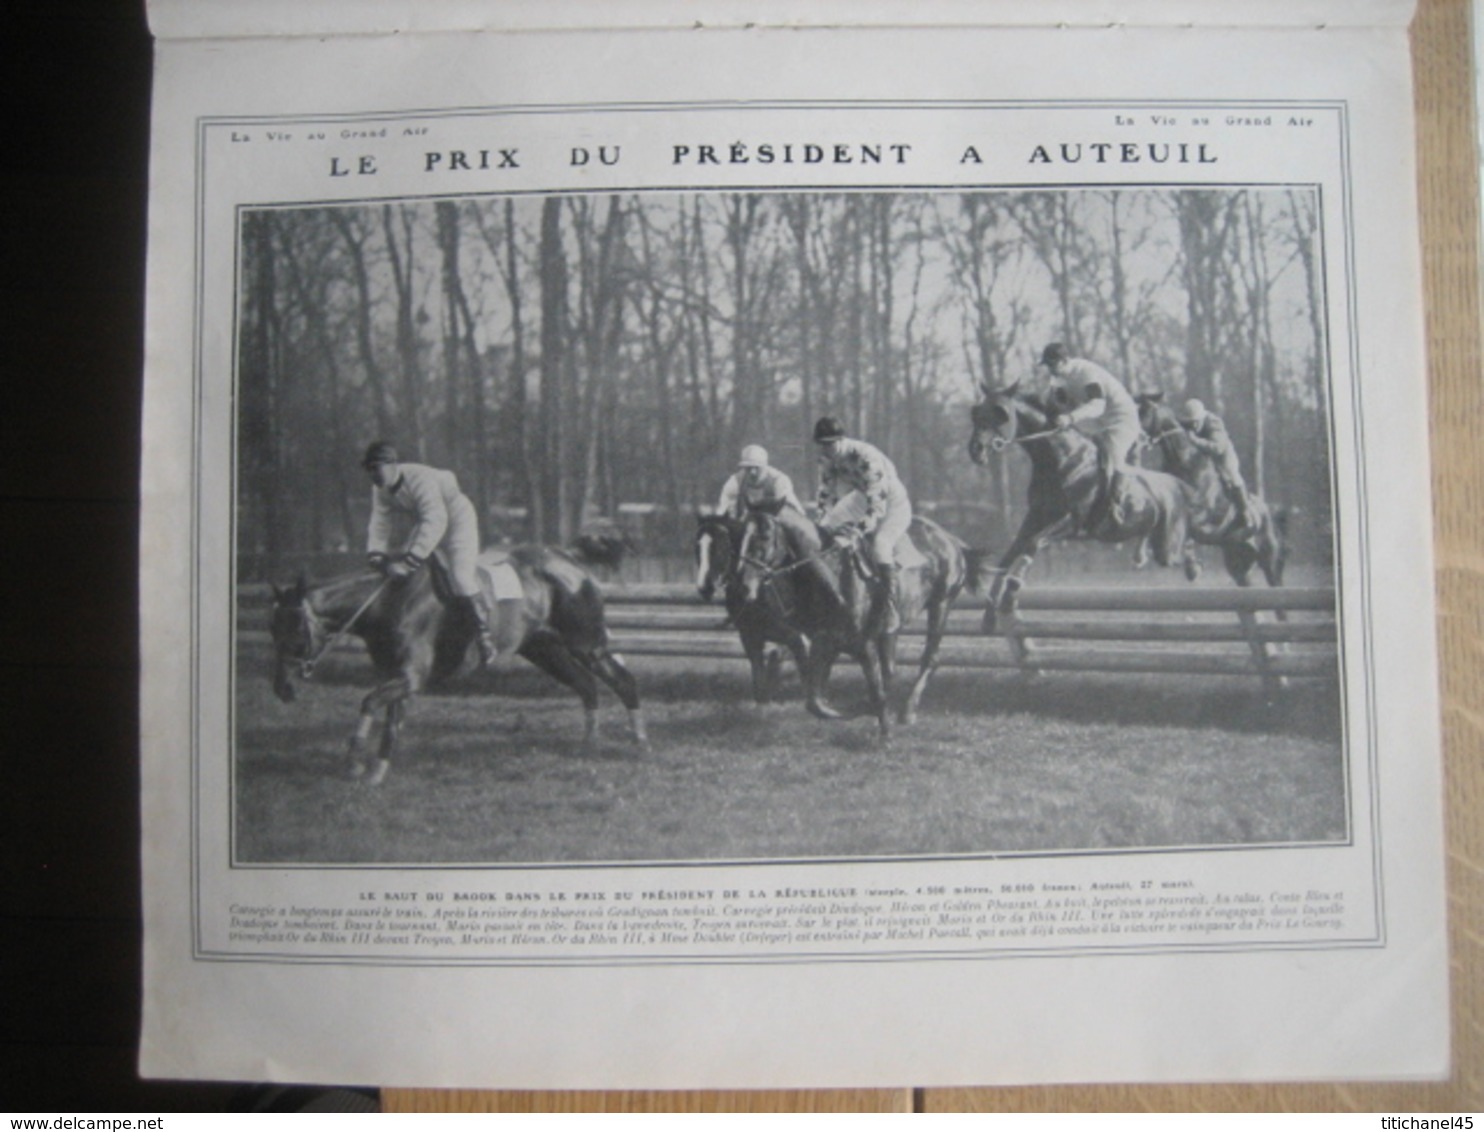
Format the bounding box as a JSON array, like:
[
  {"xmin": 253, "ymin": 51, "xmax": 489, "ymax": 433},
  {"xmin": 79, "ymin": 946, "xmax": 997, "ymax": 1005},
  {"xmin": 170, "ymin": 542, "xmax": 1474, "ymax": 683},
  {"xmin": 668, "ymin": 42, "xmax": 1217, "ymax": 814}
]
[
  {"xmin": 694, "ymin": 513, "xmax": 742, "ymax": 601},
  {"xmin": 734, "ymin": 510, "xmax": 787, "ymax": 605},
  {"xmin": 968, "ymin": 379, "xmax": 1040, "ymax": 465},
  {"xmin": 268, "ymin": 577, "xmax": 325, "ymax": 702},
  {"xmin": 1136, "ymin": 391, "xmax": 1175, "ymax": 437}
]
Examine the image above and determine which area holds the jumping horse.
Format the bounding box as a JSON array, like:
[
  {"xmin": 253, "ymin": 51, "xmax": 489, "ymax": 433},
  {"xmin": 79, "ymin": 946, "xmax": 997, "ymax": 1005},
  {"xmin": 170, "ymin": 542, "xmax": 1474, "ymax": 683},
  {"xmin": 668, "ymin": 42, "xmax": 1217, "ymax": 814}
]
[
  {"xmin": 967, "ymin": 380, "xmax": 1201, "ymax": 632},
  {"xmin": 1135, "ymin": 392, "xmax": 1287, "ymax": 591},
  {"xmin": 733, "ymin": 507, "xmax": 978, "ymax": 742},
  {"xmin": 694, "ymin": 512, "xmax": 810, "ymax": 703},
  {"xmin": 270, "ymin": 545, "xmax": 649, "ymax": 784}
]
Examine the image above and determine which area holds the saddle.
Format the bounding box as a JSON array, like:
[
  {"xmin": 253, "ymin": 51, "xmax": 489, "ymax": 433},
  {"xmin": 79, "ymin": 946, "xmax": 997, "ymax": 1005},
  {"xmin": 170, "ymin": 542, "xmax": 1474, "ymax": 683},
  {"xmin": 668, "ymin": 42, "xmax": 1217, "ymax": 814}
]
[
  {"xmin": 426, "ymin": 548, "xmax": 524, "ymax": 604},
  {"xmin": 831, "ymin": 527, "xmax": 926, "ymax": 583}
]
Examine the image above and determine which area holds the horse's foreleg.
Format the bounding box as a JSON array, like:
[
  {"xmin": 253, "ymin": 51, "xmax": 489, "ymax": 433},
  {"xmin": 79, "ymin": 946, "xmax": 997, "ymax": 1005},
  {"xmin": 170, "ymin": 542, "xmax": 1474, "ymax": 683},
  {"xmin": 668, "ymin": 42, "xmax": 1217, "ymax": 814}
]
[
  {"xmin": 860, "ymin": 645, "xmax": 891, "ymax": 745},
  {"xmin": 349, "ymin": 676, "xmax": 412, "ymax": 783},
  {"xmin": 804, "ymin": 642, "xmax": 845, "ymax": 720},
  {"xmin": 985, "ymin": 513, "xmax": 1072, "ymax": 633},
  {"xmin": 902, "ymin": 597, "xmax": 953, "ymax": 725},
  {"xmin": 366, "ymin": 700, "xmax": 405, "ymax": 786},
  {"xmin": 740, "ymin": 628, "xmax": 772, "ymax": 705}
]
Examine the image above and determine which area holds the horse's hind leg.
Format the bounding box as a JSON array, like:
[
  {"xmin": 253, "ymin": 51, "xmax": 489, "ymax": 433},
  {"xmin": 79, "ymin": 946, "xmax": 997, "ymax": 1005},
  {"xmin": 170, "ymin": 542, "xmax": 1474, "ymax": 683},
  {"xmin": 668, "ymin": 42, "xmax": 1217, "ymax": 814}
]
[
  {"xmin": 517, "ymin": 633, "xmax": 602, "ymax": 748},
  {"xmin": 582, "ymin": 647, "xmax": 650, "ymax": 751}
]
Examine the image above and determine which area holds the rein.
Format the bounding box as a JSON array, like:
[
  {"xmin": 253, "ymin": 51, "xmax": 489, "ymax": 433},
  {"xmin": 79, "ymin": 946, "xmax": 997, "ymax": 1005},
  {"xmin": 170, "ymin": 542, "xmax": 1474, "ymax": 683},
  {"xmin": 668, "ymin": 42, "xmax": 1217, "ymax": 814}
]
[
  {"xmin": 740, "ymin": 539, "xmax": 844, "ymax": 581},
  {"xmin": 299, "ymin": 577, "xmax": 390, "ymax": 678},
  {"xmin": 989, "ymin": 426, "xmax": 1060, "ymax": 452}
]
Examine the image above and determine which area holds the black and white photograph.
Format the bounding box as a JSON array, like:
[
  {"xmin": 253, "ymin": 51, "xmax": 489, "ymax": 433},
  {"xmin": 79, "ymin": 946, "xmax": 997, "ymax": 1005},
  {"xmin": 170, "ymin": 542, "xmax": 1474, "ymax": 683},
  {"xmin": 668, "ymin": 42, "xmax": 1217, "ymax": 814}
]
[
  {"xmin": 233, "ymin": 186, "xmax": 1344, "ymax": 866},
  {"xmin": 135, "ymin": 7, "xmax": 1455, "ymax": 1090}
]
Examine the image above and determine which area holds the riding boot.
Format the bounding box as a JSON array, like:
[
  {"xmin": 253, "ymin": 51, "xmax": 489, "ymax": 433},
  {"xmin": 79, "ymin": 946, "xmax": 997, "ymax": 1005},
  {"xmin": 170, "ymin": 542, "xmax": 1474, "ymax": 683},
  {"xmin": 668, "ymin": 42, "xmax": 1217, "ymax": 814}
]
[
  {"xmin": 462, "ymin": 593, "xmax": 499, "ymax": 667},
  {"xmin": 875, "ymin": 563, "xmax": 901, "ymax": 634},
  {"xmin": 1105, "ymin": 468, "xmax": 1128, "ymax": 528},
  {"xmin": 1238, "ymin": 491, "xmax": 1258, "ymax": 534}
]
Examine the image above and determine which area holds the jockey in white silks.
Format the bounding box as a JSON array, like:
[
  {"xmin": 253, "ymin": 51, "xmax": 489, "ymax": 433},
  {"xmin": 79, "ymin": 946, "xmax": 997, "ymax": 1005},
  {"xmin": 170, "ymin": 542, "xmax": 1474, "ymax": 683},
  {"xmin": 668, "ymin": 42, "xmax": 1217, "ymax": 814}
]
[
  {"xmin": 1041, "ymin": 342, "xmax": 1143, "ymax": 526},
  {"xmin": 716, "ymin": 444, "xmax": 807, "ymax": 520},
  {"xmin": 361, "ymin": 441, "xmax": 497, "ymax": 666},
  {"xmin": 811, "ymin": 416, "xmax": 912, "ymax": 631},
  {"xmin": 1178, "ymin": 397, "xmax": 1258, "ymax": 530}
]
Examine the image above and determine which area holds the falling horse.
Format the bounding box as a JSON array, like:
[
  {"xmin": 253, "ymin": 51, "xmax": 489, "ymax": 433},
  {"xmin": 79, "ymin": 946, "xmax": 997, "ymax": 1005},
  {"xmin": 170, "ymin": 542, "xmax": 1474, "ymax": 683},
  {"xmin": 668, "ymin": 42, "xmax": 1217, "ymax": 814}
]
[
  {"xmin": 967, "ymin": 381, "xmax": 1201, "ymax": 632},
  {"xmin": 734, "ymin": 507, "xmax": 978, "ymax": 741},
  {"xmin": 270, "ymin": 545, "xmax": 649, "ymax": 784},
  {"xmin": 1136, "ymin": 392, "xmax": 1287, "ymax": 590},
  {"xmin": 694, "ymin": 512, "xmax": 810, "ymax": 703}
]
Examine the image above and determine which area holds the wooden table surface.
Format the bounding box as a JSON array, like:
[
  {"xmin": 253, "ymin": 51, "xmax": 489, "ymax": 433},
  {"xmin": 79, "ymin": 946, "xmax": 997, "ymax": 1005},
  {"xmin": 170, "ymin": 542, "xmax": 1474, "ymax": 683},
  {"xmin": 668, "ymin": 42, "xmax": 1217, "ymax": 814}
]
[{"xmin": 383, "ymin": 0, "xmax": 1484, "ymax": 1112}]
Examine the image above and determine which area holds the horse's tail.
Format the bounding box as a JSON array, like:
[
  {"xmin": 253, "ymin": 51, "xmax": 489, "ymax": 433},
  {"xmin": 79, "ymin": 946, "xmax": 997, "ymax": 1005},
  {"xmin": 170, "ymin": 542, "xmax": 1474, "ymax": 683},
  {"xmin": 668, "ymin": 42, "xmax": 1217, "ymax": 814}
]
[
  {"xmin": 961, "ymin": 547, "xmax": 998, "ymax": 595},
  {"xmin": 568, "ymin": 529, "xmax": 632, "ymax": 571}
]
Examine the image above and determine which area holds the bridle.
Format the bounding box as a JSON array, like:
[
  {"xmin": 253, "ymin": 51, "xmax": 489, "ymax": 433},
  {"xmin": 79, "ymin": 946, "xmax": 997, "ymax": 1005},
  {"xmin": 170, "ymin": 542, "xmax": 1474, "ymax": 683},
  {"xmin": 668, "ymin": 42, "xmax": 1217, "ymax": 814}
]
[
  {"xmin": 736, "ymin": 519, "xmax": 846, "ymax": 620},
  {"xmin": 295, "ymin": 578, "xmax": 389, "ymax": 678}
]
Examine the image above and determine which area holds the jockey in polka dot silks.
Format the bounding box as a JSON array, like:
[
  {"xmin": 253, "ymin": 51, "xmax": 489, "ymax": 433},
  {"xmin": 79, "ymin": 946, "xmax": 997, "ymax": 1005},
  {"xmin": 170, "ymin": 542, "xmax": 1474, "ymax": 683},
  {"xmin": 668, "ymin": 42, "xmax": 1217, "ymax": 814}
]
[{"xmin": 812, "ymin": 416, "xmax": 912, "ymax": 631}]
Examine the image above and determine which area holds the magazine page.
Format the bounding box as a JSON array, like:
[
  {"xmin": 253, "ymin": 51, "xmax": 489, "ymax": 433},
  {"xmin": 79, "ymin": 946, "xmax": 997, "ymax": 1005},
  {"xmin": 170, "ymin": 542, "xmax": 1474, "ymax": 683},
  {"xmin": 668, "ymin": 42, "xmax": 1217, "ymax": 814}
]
[{"xmin": 138, "ymin": 2, "xmax": 1447, "ymax": 1088}]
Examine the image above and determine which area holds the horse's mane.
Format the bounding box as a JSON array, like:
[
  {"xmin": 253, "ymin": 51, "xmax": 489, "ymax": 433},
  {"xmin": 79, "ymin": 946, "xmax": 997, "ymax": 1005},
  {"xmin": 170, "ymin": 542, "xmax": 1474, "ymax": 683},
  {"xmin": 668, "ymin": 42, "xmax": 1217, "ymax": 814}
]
[{"xmin": 764, "ymin": 505, "xmax": 825, "ymax": 555}]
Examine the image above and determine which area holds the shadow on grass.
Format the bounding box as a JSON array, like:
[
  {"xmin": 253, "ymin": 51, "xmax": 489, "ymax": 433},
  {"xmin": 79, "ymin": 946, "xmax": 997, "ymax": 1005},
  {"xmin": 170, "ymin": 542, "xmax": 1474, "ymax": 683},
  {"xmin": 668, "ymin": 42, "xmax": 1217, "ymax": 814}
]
[{"xmin": 240, "ymin": 638, "xmax": 1339, "ymax": 743}]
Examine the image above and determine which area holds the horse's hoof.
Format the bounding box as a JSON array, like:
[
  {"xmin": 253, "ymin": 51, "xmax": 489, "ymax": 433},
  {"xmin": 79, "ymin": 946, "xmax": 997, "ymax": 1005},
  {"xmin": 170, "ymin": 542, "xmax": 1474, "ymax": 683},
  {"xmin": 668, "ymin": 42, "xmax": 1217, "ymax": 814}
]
[
  {"xmin": 347, "ymin": 760, "xmax": 368, "ymax": 781},
  {"xmin": 364, "ymin": 759, "xmax": 390, "ymax": 786},
  {"xmin": 1184, "ymin": 559, "xmax": 1203, "ymax": 582},
  {"xmin": 807, "ymin": 698, "xmax": 845, "ymax": 721}
]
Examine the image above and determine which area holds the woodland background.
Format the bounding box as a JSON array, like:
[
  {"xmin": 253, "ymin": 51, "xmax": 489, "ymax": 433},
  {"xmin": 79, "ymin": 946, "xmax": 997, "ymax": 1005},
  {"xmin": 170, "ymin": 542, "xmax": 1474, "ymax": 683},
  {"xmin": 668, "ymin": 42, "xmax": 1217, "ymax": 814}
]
[{"xmin": 236, "ymin": 188, "xmax": 1335, "ymax": 575}]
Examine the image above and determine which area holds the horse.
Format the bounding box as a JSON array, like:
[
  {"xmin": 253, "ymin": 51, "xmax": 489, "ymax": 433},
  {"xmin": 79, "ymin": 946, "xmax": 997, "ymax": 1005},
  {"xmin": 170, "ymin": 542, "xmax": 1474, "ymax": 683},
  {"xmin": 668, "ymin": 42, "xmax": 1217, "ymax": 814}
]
[
  {"xmin": 270, "ymin": 545, "xmax": 649, "ymax": 785},
  {"xmin": 694, "ymin": 512, "xmax": 810, "ymax": 703},
  {"xmin": 733, "ymin": 507, "xmax": 977, "ymax": 741},
  {"xmin": 967, "ymin": 380, "xmax": 1201, "ymax": 632},
  {"xmin": 1135, "ymin": 392, "xmax": 1287, "ymax": 591}
]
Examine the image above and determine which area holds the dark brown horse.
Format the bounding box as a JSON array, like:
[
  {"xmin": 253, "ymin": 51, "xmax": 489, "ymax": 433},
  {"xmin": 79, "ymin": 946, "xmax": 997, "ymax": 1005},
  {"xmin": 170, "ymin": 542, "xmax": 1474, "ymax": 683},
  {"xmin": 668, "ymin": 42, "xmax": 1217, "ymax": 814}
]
[
  {"xmin": 694, "ymin": 512, "xmax": 810, "ymax": 703},
  {"xmin": 967, "ymin": 381, "xmax": 1200, "ymax": 632},
  {"xmin": 734, "ymin": 507, "xmax": 978, "ymax": 741},
  {"xmin": 270, "ymin": 545, "xmax": 648, "ymax": 784},
  {"xmin": 1136, "ymin": 392, "xmax": 1287, "ymax": 590}
]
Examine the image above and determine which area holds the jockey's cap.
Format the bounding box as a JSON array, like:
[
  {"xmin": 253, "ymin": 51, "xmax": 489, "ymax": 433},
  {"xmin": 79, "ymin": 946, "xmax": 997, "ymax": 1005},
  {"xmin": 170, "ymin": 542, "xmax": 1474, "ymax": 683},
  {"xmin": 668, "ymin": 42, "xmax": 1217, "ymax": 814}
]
[
  {"xmin": 813, "ymin": 416, "xmax": 846, "ymax": 442},
  {"xmin": 1179, "ymin": 398, "xmax": 1207, "ymax": 423},
  {"xmin": 361, "ymin": 440, "xmax": 400, "ymax": 468},
  {"xmin": 1040, "ymin": 342, "xmax": 1069, "ymax": 368},
  {"xmin": 739, "ymin": 444, "xmax": 769, "ymax": 468}
]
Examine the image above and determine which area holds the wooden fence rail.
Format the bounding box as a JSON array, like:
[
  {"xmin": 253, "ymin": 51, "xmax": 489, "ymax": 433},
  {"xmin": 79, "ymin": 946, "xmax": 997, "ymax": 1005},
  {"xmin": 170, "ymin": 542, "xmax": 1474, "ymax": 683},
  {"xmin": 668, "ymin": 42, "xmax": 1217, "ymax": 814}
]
[{"xmin": 240, "ymin": 582, "xmax": 1338, "ymax": 684}]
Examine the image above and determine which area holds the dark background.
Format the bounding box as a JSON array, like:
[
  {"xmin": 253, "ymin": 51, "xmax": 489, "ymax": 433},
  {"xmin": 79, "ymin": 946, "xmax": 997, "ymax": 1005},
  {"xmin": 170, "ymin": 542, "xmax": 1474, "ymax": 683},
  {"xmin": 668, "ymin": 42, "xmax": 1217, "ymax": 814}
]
[{"xmin": 2, "ymin": 3, "xmax": 244, "ymax": 1110}]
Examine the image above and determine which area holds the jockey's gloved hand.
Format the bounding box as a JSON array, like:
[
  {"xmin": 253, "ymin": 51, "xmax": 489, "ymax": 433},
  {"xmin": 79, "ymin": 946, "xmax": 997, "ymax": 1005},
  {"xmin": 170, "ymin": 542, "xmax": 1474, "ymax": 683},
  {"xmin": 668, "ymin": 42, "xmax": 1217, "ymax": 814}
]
[
  {"xmin": 386, "ymin": 554, "xmax": 423, "ymax": 580},
  {"xmin": 367, "ymin": 552, "xmax": 389, "ymax": 573}
]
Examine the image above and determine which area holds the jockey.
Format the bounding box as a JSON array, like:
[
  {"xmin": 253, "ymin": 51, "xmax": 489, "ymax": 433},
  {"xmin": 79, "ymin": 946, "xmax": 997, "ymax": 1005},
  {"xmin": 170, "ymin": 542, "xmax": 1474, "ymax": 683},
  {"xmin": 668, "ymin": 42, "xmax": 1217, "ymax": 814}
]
[
  {"xmin": 1178, "ymin": 398, "xmax": 1257, "ymax": 530},
  {"xmin": 812, "ymin": 416, "xmax": 912, "ymax": 631},
  {"xmin": 1041, "ymin": 342, "xmax": 1142, "ymax": 526},
  {"xmin": 716, "ymin": 444, "xmax": 807, "ymax": 519},
  {"xmin": 361, "ymin": 441, "xmax": 497, "ymax": 667}
]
